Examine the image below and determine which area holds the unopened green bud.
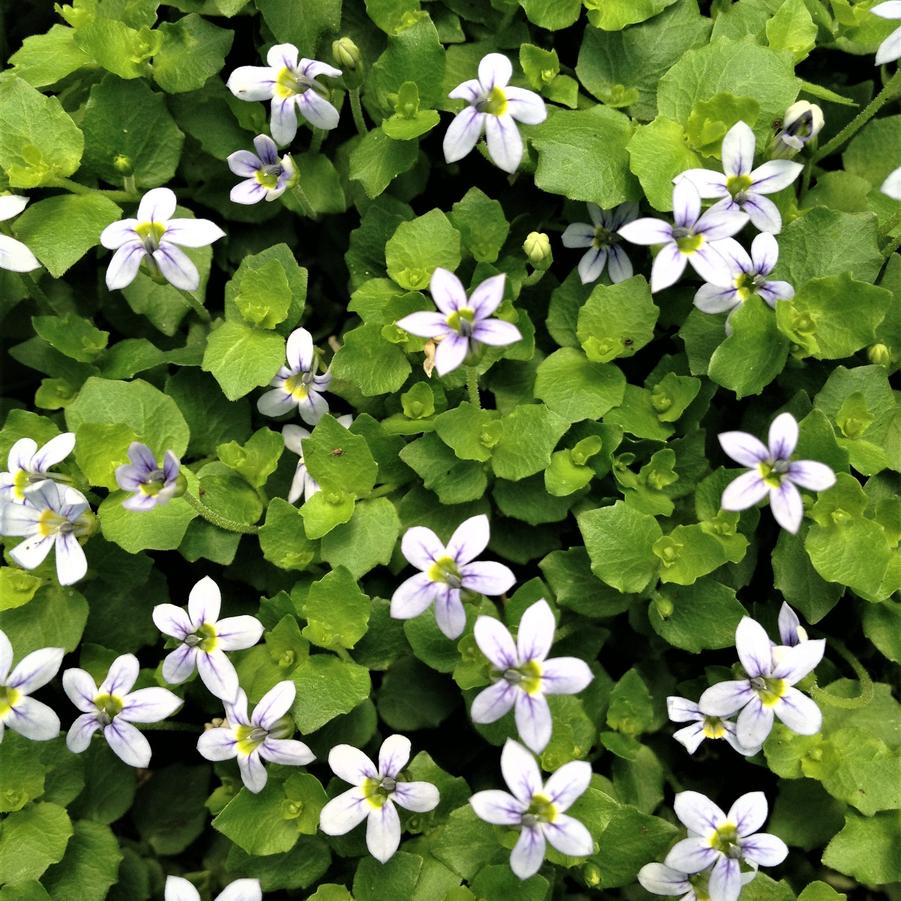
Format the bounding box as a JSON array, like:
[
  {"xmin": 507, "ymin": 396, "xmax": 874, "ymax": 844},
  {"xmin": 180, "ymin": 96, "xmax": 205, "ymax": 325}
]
[
  {"xmin": 523, "ymin": 231, "xmax": 552, "ymax": 270},
  {"xmin": 868, "ymin": 343, "xmax": 891, "ymax": 366},
  {"xmin": 113, "ymin": 154, "xmax": 133, "ymax": 175},
  {"xmin": 172, "ymin": 471, "xmax": 188, "ymax": 499},
  {"xmin": 653, "ymin": 593, "xmax": 674, "ymax": 618},
  {"xmin": 583, "ymin": 863, "xmax": 602, "ymax": 887},
  {"xmin": 332, "ymin": 37, "xmax": 363, "ymax": 83}
]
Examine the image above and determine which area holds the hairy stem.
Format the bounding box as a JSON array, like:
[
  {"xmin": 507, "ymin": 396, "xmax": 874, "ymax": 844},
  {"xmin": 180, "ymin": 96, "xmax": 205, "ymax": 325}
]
[
  {"xmin": 349, "ymin": 88, "xmax": 368, "ymax": 135},
  {"xmin": 810, "ymin": 638, "xmax": 874, "ymax": 709},
  {"xmin": 177, "ymin": 288, "xmax": 211, "ymax": 323},
  {"xmin": 184, "ymin": 492, "xmax": 260, "ymax": 535},
  {"xmin": 466, "ymin": 367, "xmax": 481, "ymax": 409},
  {"xmin": 291, "ymin": 182, "xmax": 318, "ymax": 219},
  {"xmin": 51, "ymin": 176, "xmax": 137, "ymax": 202}
]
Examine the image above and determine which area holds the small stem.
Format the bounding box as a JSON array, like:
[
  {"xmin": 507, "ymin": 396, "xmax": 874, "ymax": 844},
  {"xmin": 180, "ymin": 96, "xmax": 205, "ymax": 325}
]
[
  {"xmin": 812, "ymin": 70, "xmax": 901, "ymax": 164},
  {"xmin": 290, "ymin": 182, "xmax": 318, "ymax": 219},
  {"xmin": 522, "ymin": 268, "xmax": 546, "ymax": 287},
  {"xmin": 882, "ymin": 232, "xmax": 901, "ymax": 260},
  {"xmin": 50, "ymin": 176, "xmax": 137, "ymax": 202},
  {"xmin": 466, "ymin": 367, "xmax": 481, "ymax": 409},
  {"xmin": 122, "ymin": 174, "xmax": 137, "ymax": 195},
  {"xmin": 810, "ymin": 638, "xmax": 874, "ymax": 710},
  {"xmin": 184, "ymin": 491, "xmax": 260, "ymax": 534},
  {"xmin": 176, "ymin": 288, "xmax": 211, "ymax": 323},
  {"xmin": 140, "ymin": 721, "xmax": 199, "ymax": 732},
  {"xmin": 349, "ymin": 88, "xmax": 368, "ymax": 135},
  {"xmin": 309, "ymin": 128, "xmax": 326, "ymax": 155},
  {"xmin": 21, "ymin": 272, "xmax": 67, "ymax": 315},
  {"xmin": 799, "ymin": 159, "xmax": 814, "ymax": 202}
]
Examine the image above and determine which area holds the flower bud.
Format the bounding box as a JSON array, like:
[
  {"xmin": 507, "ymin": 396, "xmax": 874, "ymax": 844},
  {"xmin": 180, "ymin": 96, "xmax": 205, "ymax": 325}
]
[
  {"xmin": 332, "ymin": 37, "xmax": 363, "ymax": 86},
  {"xmin": 523, "ymin": 231, "xmax": 552, "ymax": 270},
  {"xmin": 868, "ymin": 342, "xmax": 891, "ymax": 366},
  {"xmin": 113, "ymin": 154, "xmax": 133, "ymax": 175},
  {"xmin": 773, "ymin": 101, "xmax": 824, "ymax": 157}
]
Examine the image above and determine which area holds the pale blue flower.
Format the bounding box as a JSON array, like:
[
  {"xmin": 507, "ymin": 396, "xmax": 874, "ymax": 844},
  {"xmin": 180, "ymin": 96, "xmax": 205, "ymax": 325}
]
[
  {"xmin": 165, "ymin": 876, "xmax": 261, "ymax": 901},
  {"xmin": 667, "ymin": 697, "xmax": 760, "ymax": 757},
  {"xmin": 153, "ymin": 576, "xmax": 263, "ymax": 703},
  {"xmin": 227, "ymin": 135, "xmax": 296, "ymax": 204},
  {"xmin": 63, "ymin": 654, "xmax": 182, "ymax": 768},
  {"xmin": 470, "ymin": 739, "xmax": 593, "ymax": 880},
  {"xmin": 319, "ymin": 735, "xmax": 439, "ymax": 863},
  {"xmin": 0, "ymin": 629, "xmax": 63, "ymax": 742},
  {"xmin": 471, "ymin": 599, "xmax": 593, "ymax": 754},
  {"xmin": 257, "ymin": 327, "xmax": 332, "ymax": 425},
  {"xmin": 115, "ymin": 442, "xmax": 182, "ymax": 511},
  {"xmin": 561, "ymin": 202, "xmax": 638, "ymax": 285},
  {"xmin": 390, "ymin": 514, "xmax": 515, "ymax": 639},
  {"xmin": 1, "ymin": 433, "xmax": 75, "ymax": 504}
]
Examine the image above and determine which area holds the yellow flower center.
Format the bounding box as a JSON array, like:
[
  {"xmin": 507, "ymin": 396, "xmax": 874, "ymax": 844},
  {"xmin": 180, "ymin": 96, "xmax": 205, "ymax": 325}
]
[
  {"xmin": 521, "ymin": 793, "xmax": 557, "ymax": 827},
  {"xmin": 134, "ymin": 220, "xmax": 167, "ymax": 252},
  {"xmin": 0, "ymin": 686, "xmax": 22, "ymax": 719},
  {"xmin": 235, "ymin": 723, "xmax": 269, "ymax": 756},
  {"xmin": 446, "ymin": 307, "xmax": 475, "ymax": 336},
  {"xmin": 12, "ymin": 469, "xmax": 29, "ymax": 500},
  {"xmin": 38, "ymin": 508, "xmax": 70, "ymax": 537},
  {"xmin": 185, "ymin": 622, "xmax": 218, "ymax": 653},
  {"xmin": 362, "ymin": 775, "xmax": 398, "ymax": 809},
  {"xmin": 726, "ymin": 174, "xmax": 754, "ymax": 199},
  {"xmin": 284, "ymin": 374, "xmax": 310, "ymax": 401},
  {"xmin": 756, "ymin": 460, "xmax": 789, "ymax": 489},
  {"xmin": 710, "ymin": 822, "xmax": 743, "ymax": 858},
  {"xmin": 255, "ymin": 166, "xmax": 281, "ymax": 190},
  {"xmin": 93, "ymin": 693, "xmax": 124, "ymax": 725},
  {"xmin": 502, "ymin": 659, "xmax": 544, "ymax": 696},
  {"xmin": 427, "ymin": 554, "xmax": 463, "ymax": 588},
  {"xmin": 675, "ymin": 232, "xmax": 704, "ymax": 254},
  {"xmin": 480, "ymin": 86, "xmax": 508, "ymax": 117},
  {"xmin": 274, "ymin": 66, "xmax": 317, "ymax": 99},
  {"xmin": 702, "ymin": 716, "xmax": 727, "ymax": 739},
  {"xmin": 751, "ymin": 676, "xmax": 786, "ymax": 707}
]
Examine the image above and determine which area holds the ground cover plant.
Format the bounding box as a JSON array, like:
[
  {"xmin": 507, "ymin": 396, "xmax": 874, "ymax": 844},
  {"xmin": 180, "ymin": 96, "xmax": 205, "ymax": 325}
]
[{"xmin": 0, "ymin": 0, "xmax": 899, "ymax": 899}]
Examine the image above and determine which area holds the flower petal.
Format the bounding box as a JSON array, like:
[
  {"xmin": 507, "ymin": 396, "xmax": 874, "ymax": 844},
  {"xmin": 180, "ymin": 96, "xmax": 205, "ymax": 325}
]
[
  {"xmin": 673, "ymin": 722, "xmax": 707, "ymax": 754},
  {"xmin": 721, "ymin": 121, "xmax": 755, "ymax": 177},
  {"xmin": 62, "ymin": 668, "xmax": 98, "ymax": 713},
  {"xmin": 105, "ymin": 719, "xmax": 152, "ymax": 768},
  {"xmin": 105, "ymin": 243, "xmax": 145, "ymax": 290},
  {"xmin": 769, "ymin": 481, "xmax": 803, "ymax": 533},
  {"xmin": 561, "ymin": 223, "xmax": 594, "ymax": 249},
  {"xmin": 607, "ymin": 244, "xmax": 633, "ymax": 283},
  {"xmin": 153, "ymin": 244, "xmax": 200, "ymax": 291},
  {"xmin": 772, "ymin": 638, "xmax": 825, "ymax": 686},
  {"xmin": 728, "ymin": 791, "xmax": 768, "ymax": 837},
  {"xmin": 162, "ymin": 646, "xmax": 197, "ymax": 685},
  {"xmin": 443, "ymin": 108, "xmax": 485, "ymax": 164},
  {"xmin": 470, "ymin": 680, "xmax": 516, "ymax": 724},
  {"xmin": 469, "ymin": 273, "xmax": 506, "ymax": 319},
  {"xmin": 721, "ymin": 470, "xmax": 769, "ymax": 512},
  {"xmin": 543, "ymin": 813, "xmax": 593, "ymax": 857},
  {"xmin": 787, "ymin": 461, "xmax": 835, "ymax": 492},
  {"xmin": 100, "ymin": 219, "xmax": 139, "ymax": 250},
  {"xmin": 8, "ymin": 646, "xmax": 64, "ymax": 694},
  {"xmin": 618, "ymin": 218, "xmax": 672, "ymax": 246},
  {"xmin": 461, "ymin": 561, "xmax": 515, "ymax": 596},
  {"xmin": 66, "ymin": 713, "xmax": 100, "ymax": 752},
  {"xmin": 392, "ymin": 779, "xmax": 439, "ymax": 812},
  {"xmin": 543, "ymin": 759, "xmax": 592, "ymax": 812},
  {"xmin": 390, "ymin": 573, "xmax": 439, "ymax": 620},
  {"xmin": 120, "ymin": 687, "xmax": 182, "ymax": 724},
  {"xmin": 736, "ymin": 696, "xmax": 775, "ymax": 749},
  {"xmin": 718, "ymin": 431, "xmax": 770, "ymax": 467},
  {"xmin": 252, "ymin": 680, "xmax": 295, "ymax": 729},
  {"xmin": 749, "ymin": 159, "xmax": 803, "ymax": 195},
  {"xmin": 266, "ymin": 43, "xmax": 299, "ymax": 70},
  {"xmin": 269, "ymin": 97, "xmax": 299, "ymax": 146},
  {"xmin": 329, "ymin": 744, "xmax": 378, "ymax": 784},
  {"xmin": 396, "ymin": 311, "xmax": 449, "ymax": 338},
  {"xmin": 469, "ymin": 789, "xmax": 524, "ymax": 825},
  {"xmin": 260, "ymin": 737, "xmax": 315, "ymax": 766},
  {"xmin": 138, "ymin": 187, "xmax": 177, "ymax": 223},
  {"xmin": 510, "ymin": 826, "xmax": 546, "ymax": 880},
  {"xmin": 501, "ymin": 738, "xmax": 542, "ymax": 803},
  {"xmin": 485, "ymin": 113, "xmax": 523, "ymax": 173},
  {"xmin": 447, "ymin": 513, "xmax": 490, "ymax": 564},
  {"xmin": 319, "ymin": 786, "xmax": 370, "ymax": 835},
  {"xmin": 429, "ymin": 267, "xmax": 468, "ymax": 314},
  {"xmin": 197, "ymin": 726, "xmax": 238, "ymax": 762},
  {"xmin": 677, "ymin": 168, "xmax": 729, "ymax": 198},
  {"xmin": 667, "ymin": 696, "xmax": 702, "ymax": 723},
  {"xmin": 196, "ymin": 650, "xmax": 240, "ymax": 702},
  {"xmin": 227, "ymin": 65, "xmax": 276, "ymax": 101},
  {"xmin": 474, "ymin": 615, "xmax": 518, "ymax": 669},
  {"xmin": 471, "ymin": 319, "xmax": 522, "ymax": 347},
  {"xmin": 297, "ymin": 90, "xmax": 341, "ymax": 130},
  {"xmin": 768, "ymin": 412, "xmax": 798, "ymax": 461},
  {"xmin": 215, "ymin": 615, "xmax": 264, "ymax": 651},
  {"xmin": 741, "ymin": 833, "xmax": 788, "ymax": 867},
  {"xmin": 257, "ymin": 388, "xmax": 295, "ymax": 418},
  {"xmin": 216, "ymin": 879, "xmax": 263, "ymax": 901},
  {"xmin": 742, "ymin": 194, "xmax": 782, "ymax": 234},
  {"xmin": 227, "ymin": 150, "xmax": 262, "ymax": 177},
  {"xmin": 297, "ymin": 389, "xmax": 329, "ymax": 426},
  {"xmin": 876, "ymin": 27, "xmax": 901, "ymax": 64},
  {"xmin": 448, "ymin": 78, "xmax": 483, "ymax": 102},
  {"xmin": 433, "ymin": 589, "xmax": 467, "ymax": 639},
  {"xmin": 699, "ymin": 680, "xmax": 755, "ymax": 716},
  {"xmin": 673, "ymin": 179, "xmax": 702, "ymax": 228},
  {"xmin": 378, "ymin": 733, "xmax": 411, "ymax": 779},
  {"xmin": 695, "ymin": 283, "xmax": 740, "ymax": 314},
  {"xmin": 188, "ymin": 576, "xmax": 221, "ymax": 627},
  {"xmin": 164, "ymin": 218, "xmax": 225, "ymax": 249},
  {"xmin": 674, "ymin": 791, "xmax": 726, "ymax": 836},
  {"xmin": 366, "ymin": 799, "xmax": 401, "ymax": 863},
  {"xmin": 0, "ymin": 631, "xmax": 11, "ymax": 683},
  {"xmin": 540, "ymin": 657, "xmax": 593, "ymax": 695},
  {"xmin": 434, "ymin": 333, "xmax": 470, "ymax": 375},
  {"xmin": 774, "ymin": 687, "xmax": 822, "ymax": 735},
  {"xmin": 0, "ymin": 194, "xmax": 30, "ymax": 220},
  {"xmin": 31, "ymin": 433, "xmax": 75, "ymax": 472},
  {"xmin": 514, "ymin": 692, "xmax": 552, "ymax": 753},
  {"xmin": 6, "ymin": 696, "xmax": 60, "ymax": 741},
  {"xmin": 504, "ymin": 86, "xmax": 546, "ymax": 125},
  {"xmin": 237, "ymin": 750, "xmax": 268, "ymax": 793},
  {"xmin": 299, "ymin": 58, "xmax": 342, "ymax": 79},
  {"xmin": 577, "ymin": 247, "xmax": 607, "ymax": 284},
  {"xmin": 165, "ymin": 875, "xmax": 201, "ymax": 901},
  {"xmin": 153, "ymin": 603, "xmax": 193, "ymax": 640},
  {"xmin": 708, "ymin": 855, "xmax": 742, "ymax": 901},
  {"xmin": 231, "ymin": 179, "xmax": 267, "ymax": 205},
  {"xmin": 650, "ymin": 243, "xmax": 687, "ymax": 293},
  {"xmin": 54, "ymin": 533, "xmax": 87, "ymax": 586},
  {"xmin": 736, "ymin": 617, "xmax": 773, "ymax": 679},
  {"xmin": 638, "ymin": 863, "xmax": 693, "ymax": 896},
  {"xmin": 514, "ymin": 599, "xmax": 554, "ymax": 663},
  {"xmin": 665, "ymin": 837, "xmax": 719, "ymax": 874},
  {"xmin": 101, "ymin": 654, "xmax": 139, "ymax": 696},
  {"xmin": 478, "ymin": 53, "xmax": 513, "ymax": 90}
]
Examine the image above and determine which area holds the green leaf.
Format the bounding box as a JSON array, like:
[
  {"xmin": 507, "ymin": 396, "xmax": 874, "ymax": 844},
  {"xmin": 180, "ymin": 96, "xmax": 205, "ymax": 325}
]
[
  {"xmin": 766, "ymin": 0, "xmax": 817, "ymax": 60},
  {"xmin": 233, "ymin": 259, "xmax": 292, "ymax": 328},
  {"xmin": 449, "ymin": 188, "xmax": 510, "ymax": 264},
  {"xmin": 772, "ymin": 529, "xmax": 844, "ymax": 624},
  {"xmin": 627, "ymin": 118, "xmax": 703, "ymax": 210},
  {"xmin": 42, "ymin": 820, "xmax": 122, "ymax": 901},
  {"xmin": 369, "ymin": 16, "xmax": 445, "ymax": 110},
  {"xmin": 0, "ymin": 585, "xmax": 88, "ymax": 656},
  {"xmin": 844, "ymin": 114, "xmax": 901, "ymax": 191},
  {"xmin": 533, "ymin": 348, "xmax": 626, "ymax": 423},
  {"xmin": 578, "ymin": 501, "xmax": 662, "ymax": 594},
  {"xmin": 470, "ymin": 864, "xmax": 549, "ymax": 900},
  {"xmin": 291, "ymin": 655, "xmax": 372, "ymax": 733},
  {"xmin": 8, "ymin": 25, "xmax": 88, "ymax": 88},
  {"xmin": 152, "ymin": 14, "xmax": 234, "ymax": 93},
  {"xmin": 214, "ymin": 781, "xmax": 301, "ymax": 856},
  {"xmin": 490, "ymin": 404, "xmax": 570, "ymax": 481},
  {"xmin": 66, "ymin": 377, "xmax": 190, "ymax": 458},
  {"xmin": 30, "ymin": 314, "xmax": 109, "ymax": 362},
  {"xmin": 218, "ymin": 427, "xmax": 283, "ymax": 489},
  {"xmin": 433, "ymin": 403, "xmax": 500, "ymax": 462},
  {"xmin": 654, "ymin": 523, "xmax": 738, "ymax": 585},
  {"xmin": 585, "ymin": 0, "xmax": 677, "ymax": 30},
  {"xmin": 0, "ymin": 803, "xmax": 73, "ymax": 884},
  {"xmin": 301, "ymin": 567, "xmax": 371, "ymax": 650},
  {"xmin": 607, "ymin": 668, "xmax": 655, "ymax": 735},
  {"xmin": 330, "ymin": 323, "xmax": 412, "ymax": 396},
  {"xmin": 708, "ymin": 296, "xmax": 789, "ymax": 397},
  {"xmin": 822, "ymin": 812, "xmax": 901, "ymax": 884},
  {"xmin": 863, "ymin": 603, "xmax": 901, "ymax": 664},
  {"xmin": 256, "ymin": 0, "xmax": 340, "ymax": 54},
  {"xmin": 532, "ymin": 106, "xmax": 640, "ymax": 207},
  {"xmin": 378, "ymin": 656, "xmax": 458, "ymax": 730},
  {"xmin": 99, "ymin": 491, "xmax": 197, "ymax": 553},
  {"xmin": 81, "ymin": 75, "xmax": 184, "ymax": 188},
  {"xmin": 348, "ymin": 129, "xmax": 419, "ymax": 199},
  {"xmin": 650, "ymin": 580, "xmax": 747, "ymax": 650},
  {"xmin": 0, "ymin": 75, "xmax": 84, "ymax": 188},
  {"xmin": 304, "ymin": 414, "xmax": 378, "ymax": 497},
  {"xmin": 202, "ymin": 321, "xmax": 286, "ymax": 401},
  {"xmin": 354, "ymin": 852, "xmax": 423, "ymax": 901},
  {"xmin": 0, "ymin": 568, "xmax": 43, "ymax": 612},
  {"xmin": 385, "ymin": 210, "xmax": 462, "ymax": 290},
  {"xmin": 74, "ymin": 422, "xmax": 137, "ymax": 490},
  {"xmin": 12, "ymin": 195, "xmax": 121, "ymax": 278},
  {"xmin": 320, "ymin": 497, "xmax": 401, "ymax": 578},
  {"xmin": 519, "ymin": 0, "xmax": 581, "ymax": 30},
  {"xmin": 74, "ymin": 18, "xmax": 158, "ymax": 80},
  {"xmin": 0, "ymin": 733, "xmax": 46, "ymax": 813},
  {"xmin": 577, "ymin": 276, "xmax": 659, "ymax": 361},
  {"xmin": 259, "ymin": 498, "xmax": 317, "ymax": 571},
  {"xmin": 133, "ymin": 763, "xmax": 209, "ymax": 855}
]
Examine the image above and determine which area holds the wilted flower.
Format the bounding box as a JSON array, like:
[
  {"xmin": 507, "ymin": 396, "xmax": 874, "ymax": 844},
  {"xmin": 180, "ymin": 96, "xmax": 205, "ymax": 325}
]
[
  {"xmin": 470, "ymin": 739, "xmax": 593, "ymax": 880},
  {"xmin": 638, "ymin": 861, "xmax": 758, "ymax": 901},
  {"xmin": 0, "ymin": 629, "xmax": 63, "ymax": 742},
  {"xmin": 667, "ymin": 696, "xmax": 760, "ymax": 757},
  {"xmin": 227, "ymin": 44, "xmax": 342, "ymax": 145},
  {"xmin": 0, "ymin": 195, "xmax": 41, "ymax": 272},
  {"xmin": 471, "ymin": 599, "xmax": 593, "ymax": 753},
  {"xmin": 561, "ymin": 202, "xmax": 638, "ymax": 285},
  {"xmin": 283, "ymin": 414, "xmax": 352, "ymax": 504},
  {"xmin": 443, "ymin": 53, "xmax": 546, "ymax": 173},
  {"xmin": 63, "ymin": 654, "xmax": 182, "ymax": 768},
  {"xmin": 257, "ymin": 327, "xmax": 331, "ymax": 425},
  {"xmin": 153, "ymin": 576, "xmax": 263, "ymax": 702},
  {"xmin": 872, "ymin": 2, "xmax": 901, "ymax": 64},
  {"xmin": 677, "ymin": 121, "xmax": 802, "ymax": 234},
  {"xmin": 227, "ymin": 135, "xmax": 296, "ymax": 204},
  {"xmin": 165, "ymin": 876, "xmax": 261, "ymax": 901},
  {"xmin": 396, "ymin": 268, "xmax": 521, "ymax": 376},
  {"xmin": 773, "ymin": 101, "xmax": 824, "ymax": 156},
  {"xmin": 100, "ymin": 187, "xmax": 225, "ymax": 291},
  {"xmin": 694, "ymin": 232, "xmax": 794, "ymax": 324},
  {"xmin": 319, "ymin": 734, "xmax": 439, "ymax": 863},
  {"xmin": 197, "ymin": 681, "xmax": 313, "ymax": 793},
  {"xmin": 718, "ymin": 412, "xmax": 835, "ymax": 533},
  {"xmin": 664, "ymin": 791, "xmax": 787, "ymax": 901},
  {"xmin": 1, "ymin": 433, "xmax": 75, "ymax": 504},
  {"xmin": 882, "ymin": 165, "xmax": 901, "ymax": 200},
  {"xmin": 390, "ymin": 514, "xmax": 515, "ymax": 640},
  {"xmin": 0, "ymin": 481, "xmax": 93, "ymax": 586},
  {"xmin": 617, "ymin": 181, "xmax": 747, "ymax": 293},
  {"xmin": 699, "ymin": 615, "xmax": 825, "ymax": 749},
  {"xmin": 115, "ymin": 442, "xmax": 183, "ymax": 511}
]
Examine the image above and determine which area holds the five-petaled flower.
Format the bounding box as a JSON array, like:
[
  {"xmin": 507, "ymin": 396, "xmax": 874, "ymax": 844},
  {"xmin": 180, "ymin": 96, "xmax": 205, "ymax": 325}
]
[
  {"xmin": 664, "ymin": 791, "xmax": 787, "ymax": 901},
  {"xmin": 115, "ymin": 442, "xmax": 183, "ymax": 511},
  {"xmin": 153, "ymin": 576, "xmax": 263, "ymax": 702},
  {"xmin": 283, "ymin": 414, "xmax": 352, "ymax": 504},
  {"xmin": 677, "ymin": 121, "xmax": 802, "ymax": 234},
  {"xmin": 694, "ymin": 232, "xmax": 794, "ymax": 325},
  {"xmin": 0, "ymin": 481, "xmax": 93, "ymax": 586},
  {"xmin": 667, "ymin": 696, "xmax": 760, "ymax": 757},
  {"xmin": 396, "ymin": 268, "xmax": 521, "ymax": 376},
  {"xmin": 1, "ymin": 433, "xmax": 75, "ymax": 504},
  {"xmin": 561, "ymin": 202, "xmax": 638, "ymax": 285},
  {"xmin": 100, "ymin": 187, "xmax": 225, "ymax": 292},
  {"xmin": 470, "ymin": 599, "xmax": 593, "ymax": 753},
  {"xmin": 618, "ymin": 181, "xmax": 747, "ymax": 293},
  {"xmin": 443, "ymin": 53, "xmax": 546, "ymax": 173},
  {"xmin": 718, "ymin": 412, "xmax": 835, "ymax": 533},
  {"xmin": 699, "ymin": 615, "xmax": 825, "ymax": 750},
  {"xmin": 638, "ymin": 860, "xmax": 758, "ymax": 901},
  {"xmin": 227, "ymin": 44, "xmax": 342, "ymax": 146},
  {"xmin": 872, "ymin": 2, "xmax": 901, "ymax": 64},
  {"xmin": 470, "ymin": 739, "xmax": 594, "ymax": 880},
  {"xmin": 0, "ymin": 194, "xmax": 41, "ymax": 273},
  {"xmin": 390, "ymin": 514, "xmax": 515, "ymax": 640},
  {"xmin": 197, "ymin": 681, "xmax": 313, "ymax": 793},
  {"xmin": 63, "ymin": 653, "xmax": 182, "ymax": 768},
  {"xmin": 165, "ymin": 875, "xmax": 261, "ymax": 901},
  {"xmin": 257, "ymin": 327, "xmax": 332, "ymax": 425},
  {"xmin": 0, "ymin": 629, "xmax": 63, "ymax": 743},
  {"xmin": 227, "ymin": 134, "xmax": 296, "ymax": 204},
  {"xmin": 319, "ymin": 735, "xmax": 439, "ymax": 863}
]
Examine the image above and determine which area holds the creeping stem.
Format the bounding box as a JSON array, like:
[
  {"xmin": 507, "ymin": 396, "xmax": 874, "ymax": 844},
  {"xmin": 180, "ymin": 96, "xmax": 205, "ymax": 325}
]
[
  {"xmin": 51, "ymin": 176, "xmax": 137, "ymax": 202},
  {"xmin": 291, "ymin": 181, "xmax": 318, "ymax": 219},
  {"xmin": 466, "ymin": 367, "xmax": 481, "ymax": 409},
  {"xmin": 184, "ymin": 491, "xmax": 261, "ymax": 535},
  {"xmin": 349, "ymin": 88, "xmax": 368, "ymax": 135},
  {"xmin": 810, "ymin": 638, "xmax": 874, "ymax": 710},
  {"xmin": 177, "ymin": 288, "xmax": 212, "ymax": 323}
]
